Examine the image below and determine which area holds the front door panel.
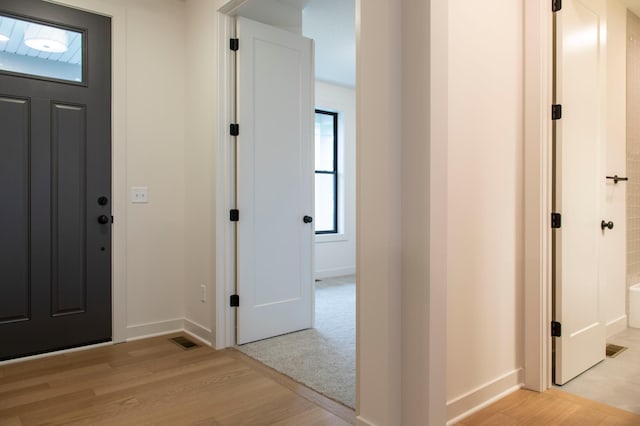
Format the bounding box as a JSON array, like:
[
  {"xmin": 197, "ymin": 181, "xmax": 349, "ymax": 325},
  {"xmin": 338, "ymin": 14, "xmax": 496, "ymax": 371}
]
[{"xmin": 0, "ymin": 0, "xmax": 111, "ymax": 360}]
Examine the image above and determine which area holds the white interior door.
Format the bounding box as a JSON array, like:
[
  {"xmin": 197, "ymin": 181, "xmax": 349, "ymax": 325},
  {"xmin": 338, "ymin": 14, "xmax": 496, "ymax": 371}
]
[
  {"xmin": 236, "ymin": 17, "xmax": 314, "ymax": 345},
  {"xmin": 554, "ymin": 0, "xmax": 606, "ymax": 385}
]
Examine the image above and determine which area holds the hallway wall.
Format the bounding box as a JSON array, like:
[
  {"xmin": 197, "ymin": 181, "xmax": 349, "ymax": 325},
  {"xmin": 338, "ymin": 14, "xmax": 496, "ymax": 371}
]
[{"xmin": 446, "ymin": 0, "xmax": 524, "ymax": 420}]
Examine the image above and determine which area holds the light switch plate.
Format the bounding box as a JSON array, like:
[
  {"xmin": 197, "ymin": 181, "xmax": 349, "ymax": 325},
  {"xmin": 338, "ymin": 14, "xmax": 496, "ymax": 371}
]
[{"xmin": 131, "ymin": 187, "xmax": 148, "ymax": 203}]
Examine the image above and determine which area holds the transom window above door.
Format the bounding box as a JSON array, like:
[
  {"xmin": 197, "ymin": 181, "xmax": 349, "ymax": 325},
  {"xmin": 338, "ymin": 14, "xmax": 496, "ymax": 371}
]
[{"xmin": 0, "ymin": 14, "xmax": 84, "ymax": 83}]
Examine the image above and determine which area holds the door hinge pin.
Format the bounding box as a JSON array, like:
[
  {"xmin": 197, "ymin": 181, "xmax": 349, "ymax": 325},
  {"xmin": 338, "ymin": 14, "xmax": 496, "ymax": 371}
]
[
  {"xmin": 551, "ymin": 212, "xmax": 561, "ymax": 229},
  {"xmin": 552, "ymin": 104, "xmax": 562, "ymax": 120},
  {"xmin": 230, "ymin": 38, "xmax": 239, "ymax": 51},
  {"xmin": 230, "ymin": 294, "xmax": 240, "ymax": 307},
  {"xmin": 230, "ymin": 209, "xmax": 239, "ymax": 222},
  {"xmin": 551, "ymin": 321, "xmax": 562, "ymax": 337},
  {"xmin": 230, "ymin": 123, "xmax": 239, "ymax": 136},
  {"xmin": 552, "ymin": 0, "xmax": 562, "ymax": 12}
]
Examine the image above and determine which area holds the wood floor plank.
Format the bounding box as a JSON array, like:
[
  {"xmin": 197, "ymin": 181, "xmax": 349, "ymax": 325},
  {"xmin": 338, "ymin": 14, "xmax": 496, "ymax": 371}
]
[
  {"xmin": 0, "ymin": 334, "xmax": 355, "ymax": 426},
  {"xmin": 459, "ymin": 389, "xmax": 640, "ymax": 425}
]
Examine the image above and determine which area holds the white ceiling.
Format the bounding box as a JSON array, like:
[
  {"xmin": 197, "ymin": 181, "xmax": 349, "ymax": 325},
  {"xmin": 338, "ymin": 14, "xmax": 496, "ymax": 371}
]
[
  {"xmin": 622, "ymin": 0, "xmax": 640, "ymax": 17},
  {"xmin": 302, "ymin": 0, "xmax": 355, "ymax": 88}
]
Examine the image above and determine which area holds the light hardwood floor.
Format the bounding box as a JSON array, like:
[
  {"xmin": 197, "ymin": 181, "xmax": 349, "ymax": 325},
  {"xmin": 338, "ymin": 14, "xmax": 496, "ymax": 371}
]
[
  {"xmin": 0, "ymin": 333, "xmax": 354, "ymax": 425},
  {"xmin": 457, "ymin": 389, "xmax": 640, "ymax": 425},
  {"xmin": 3, "ymin": 335, "xmax": 639, "ymax": 425}
]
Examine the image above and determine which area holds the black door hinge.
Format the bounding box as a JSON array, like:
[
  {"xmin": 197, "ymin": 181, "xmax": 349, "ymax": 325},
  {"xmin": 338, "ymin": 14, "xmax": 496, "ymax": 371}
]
[
  {"xmin": 552, "ymin": 0, "xmax": 562, "ymax": 12},
  {"xmin": 230, "ymin": 123, "xmax": 239, "ymax": 136},
  {"xmin": 230, "ymin": 294, "xmax": 240, "ymax": 307},
  {"xmin": 551, "ymin": 321, "xmax": 562, "ymax": 337},
  {"xmin": 230, "ymin": 38, "xmax": 239, "ymax": 51},
  {"xmin": 230, "ymin": 209, "xmax": 239, "ymax": 222},
  {"xmin": 552, "ymin": 104, "xmax": 562, "ymax": 120},
  {"xmin": 551, "ymin": 212, "xmax": 561, "ymax": 229},
  {"xmin": 111, "ymin": 215, "xmax": 114, "ymax": 224}
]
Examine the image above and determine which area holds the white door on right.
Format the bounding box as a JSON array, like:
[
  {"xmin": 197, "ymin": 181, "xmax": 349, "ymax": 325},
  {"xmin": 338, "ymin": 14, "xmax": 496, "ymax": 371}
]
[{"xmin": 554, "ymin": 0, "xmax": 606, "ymax": 385}]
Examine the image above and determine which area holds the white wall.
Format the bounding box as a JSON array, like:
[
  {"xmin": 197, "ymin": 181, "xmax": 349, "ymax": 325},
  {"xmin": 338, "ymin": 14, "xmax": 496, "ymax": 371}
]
[
  {"xmin": 603, "ymin": 0, "xmax": 628, "ymax": 337},
  {"xmin": 117, "ymin": 0, "xmax": 187, "ymax": 336},
  {"xmin": 314, "ymin": 81, "xmax": 356, "ymax": 279},
  {"xmin": 183, "ymin": 0, "xmax": 218, "ymax": 344},
  {"xmin": 446, "ymin": 0, "xmax": 524, "ymax": 421},
  {"xmin": 356, "ymin": 0, "xmax": 403, "ymax": 423}
]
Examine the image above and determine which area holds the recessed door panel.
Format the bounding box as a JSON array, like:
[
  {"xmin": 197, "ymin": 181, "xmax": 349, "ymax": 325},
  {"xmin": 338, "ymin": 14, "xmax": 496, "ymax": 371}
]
[
  {"xmin": 0, "ymin": 96, "xmax": 30, "ymax": 324},
  {"xmin": 51, "ymin": 103, "xmax": 87, "ymax": 316}
]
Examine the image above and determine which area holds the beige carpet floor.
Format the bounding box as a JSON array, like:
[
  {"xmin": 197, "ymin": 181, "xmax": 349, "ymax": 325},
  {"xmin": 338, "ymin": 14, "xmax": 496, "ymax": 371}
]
[{"xmin": 236, "ymin": 275, "xmax": 356, "ymax": 408}]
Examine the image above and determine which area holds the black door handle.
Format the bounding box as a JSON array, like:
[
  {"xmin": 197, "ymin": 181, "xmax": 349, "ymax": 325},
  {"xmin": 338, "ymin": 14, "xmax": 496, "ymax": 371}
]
[
  {"xmin": 601, "ymin": 220, "xmax": 614, "ymax": 230},
  {"xmin": 98, "ymin": 215, "xmax": 110, "ymax": 225},
  {"xmin": 303, "ymin": 216, "xmax": 313, "ymax": 224}
]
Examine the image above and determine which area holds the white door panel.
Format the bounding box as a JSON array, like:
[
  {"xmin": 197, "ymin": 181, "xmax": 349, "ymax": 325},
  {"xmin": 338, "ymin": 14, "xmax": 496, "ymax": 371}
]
[
  {"xmin": 554, "ymin": 0, "xmax": 606, "ymax": 385},
  {"xmin": 236, "ymin": 17, "xmax": 314, "ymax": 345}
]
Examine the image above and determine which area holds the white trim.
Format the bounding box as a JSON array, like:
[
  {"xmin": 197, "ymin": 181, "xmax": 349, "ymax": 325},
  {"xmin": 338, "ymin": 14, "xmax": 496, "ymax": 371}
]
[
  {"xmin": 215, "ymin": 3, "xmax": 237, "ymax": 350},
  {"xmin": 44, "ymin": 0, "xmax": 128, "ymax": 344},
  {"xmin": 355, "ymin": 417, "xmax": 378, "ymax": 426},
  {"xmin": 125, "ymin": 318, "xmax": 184, "ymax": 341},
  {"xmin": 446, "ymin": 369, "xmax": 524, "ymax": 425},
  {"xmin": 524, "ymin": 0, "xmax": 553, "ymax": 393},
  {"xmin": 606, "ymin": 315, "xmax": 628, "ymax": 337},
  {"xmin": 184, "ymin": 318, "xmax": 214, "ymax": 346},
  {"xmin": 0, "ymin": 341, "xmax": 113, "ymax": 366},
  {"xmin": 315, "ymin": 233, "xmax": 348, "ymax": 243},
  {"xmin": 315, "ymin": 267, "xmax": 356, "ymax": 280}
]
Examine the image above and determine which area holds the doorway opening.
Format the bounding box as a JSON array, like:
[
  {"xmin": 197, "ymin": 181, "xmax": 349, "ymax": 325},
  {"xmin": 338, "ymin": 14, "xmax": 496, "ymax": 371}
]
[
  {"xmin": 548, "ymin": 0, "xmax": 640, "ymax": 413},
  {"xmin": 216, "ymin": 0, "xmax": 357, "ymax": 410}
]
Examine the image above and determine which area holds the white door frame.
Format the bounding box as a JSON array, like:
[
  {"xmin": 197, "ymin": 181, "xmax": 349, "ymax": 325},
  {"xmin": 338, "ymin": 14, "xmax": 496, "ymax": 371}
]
[{"xmin": 523, "ymin": 1, "xmax": 554, "ymax": 392}]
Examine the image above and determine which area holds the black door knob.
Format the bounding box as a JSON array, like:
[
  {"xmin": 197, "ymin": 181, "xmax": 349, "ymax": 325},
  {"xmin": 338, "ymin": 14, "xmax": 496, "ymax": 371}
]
[
  {"xmin": 303, "ymin": 216, "xmax": 313, "ymax": 224},
  {"xmin": 601, "ymin": 220, "xmax": 614, "ymax": 230},
  {"xmin": 98, "ymin": 196, "xmax": 109, "ymax": 206},
  {"xmin": 98, "ymin": 215, "xmax": 110, "ymax": 225}
]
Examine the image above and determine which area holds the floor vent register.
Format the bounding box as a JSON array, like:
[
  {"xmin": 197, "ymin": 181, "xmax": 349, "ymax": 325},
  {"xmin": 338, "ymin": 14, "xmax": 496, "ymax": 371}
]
[
  {"xmin": 170, "ymin": 336, "xmax": 200, "ymax": 350},
  {"xmin": 605, "ymin": 344, "xmax": 627, "ymax": 358}
]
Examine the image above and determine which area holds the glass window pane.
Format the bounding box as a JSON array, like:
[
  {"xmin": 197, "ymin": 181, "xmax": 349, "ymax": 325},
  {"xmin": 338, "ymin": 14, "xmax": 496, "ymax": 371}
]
[
  {"xmin": 315, "ymin": 112, "xmax": 335, "ymax": 171},
  {"xmin": 315, "ymin": 173, "xmax": 336, "ymax": 233},
  {"xmin": 0, "ymin": 15, "xmax": 83, "ymax": 83}
]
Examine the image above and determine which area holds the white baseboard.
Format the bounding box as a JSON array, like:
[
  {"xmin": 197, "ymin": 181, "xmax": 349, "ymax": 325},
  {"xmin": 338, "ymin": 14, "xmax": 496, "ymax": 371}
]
[
  {"xmin": 125, "ymin": 318, "xmax": 184, "ymax": 341},
  {"xmin": 606, "ymin": 315, "xmax": 627, "ymax": 338},
  {"xmin": 315, "ymin": 266, "xmax": 356, "ymax": 280},
  {"xmin": 446, "ymin": 368, "xmax": 523, "ymax": 425},
  {"xmin": 184, "ymin": 318, "xmax": 214, "ymax": 346},
  {"xmin": 355, "ymin": 416, "xmax": 377, "ymax": 426}
]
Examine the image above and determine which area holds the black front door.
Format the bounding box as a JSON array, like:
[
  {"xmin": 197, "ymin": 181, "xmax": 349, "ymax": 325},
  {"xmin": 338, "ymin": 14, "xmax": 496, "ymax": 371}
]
[{"xmin": 0, "ymin": 0, "xmax": 111, "ymax": 360}]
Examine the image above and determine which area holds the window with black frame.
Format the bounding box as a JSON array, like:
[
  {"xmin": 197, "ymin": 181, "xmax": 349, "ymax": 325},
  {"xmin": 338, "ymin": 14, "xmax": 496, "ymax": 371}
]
[{"xmin": 314, "ymin": 109, "xmax": 338, "ymax": 234}]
